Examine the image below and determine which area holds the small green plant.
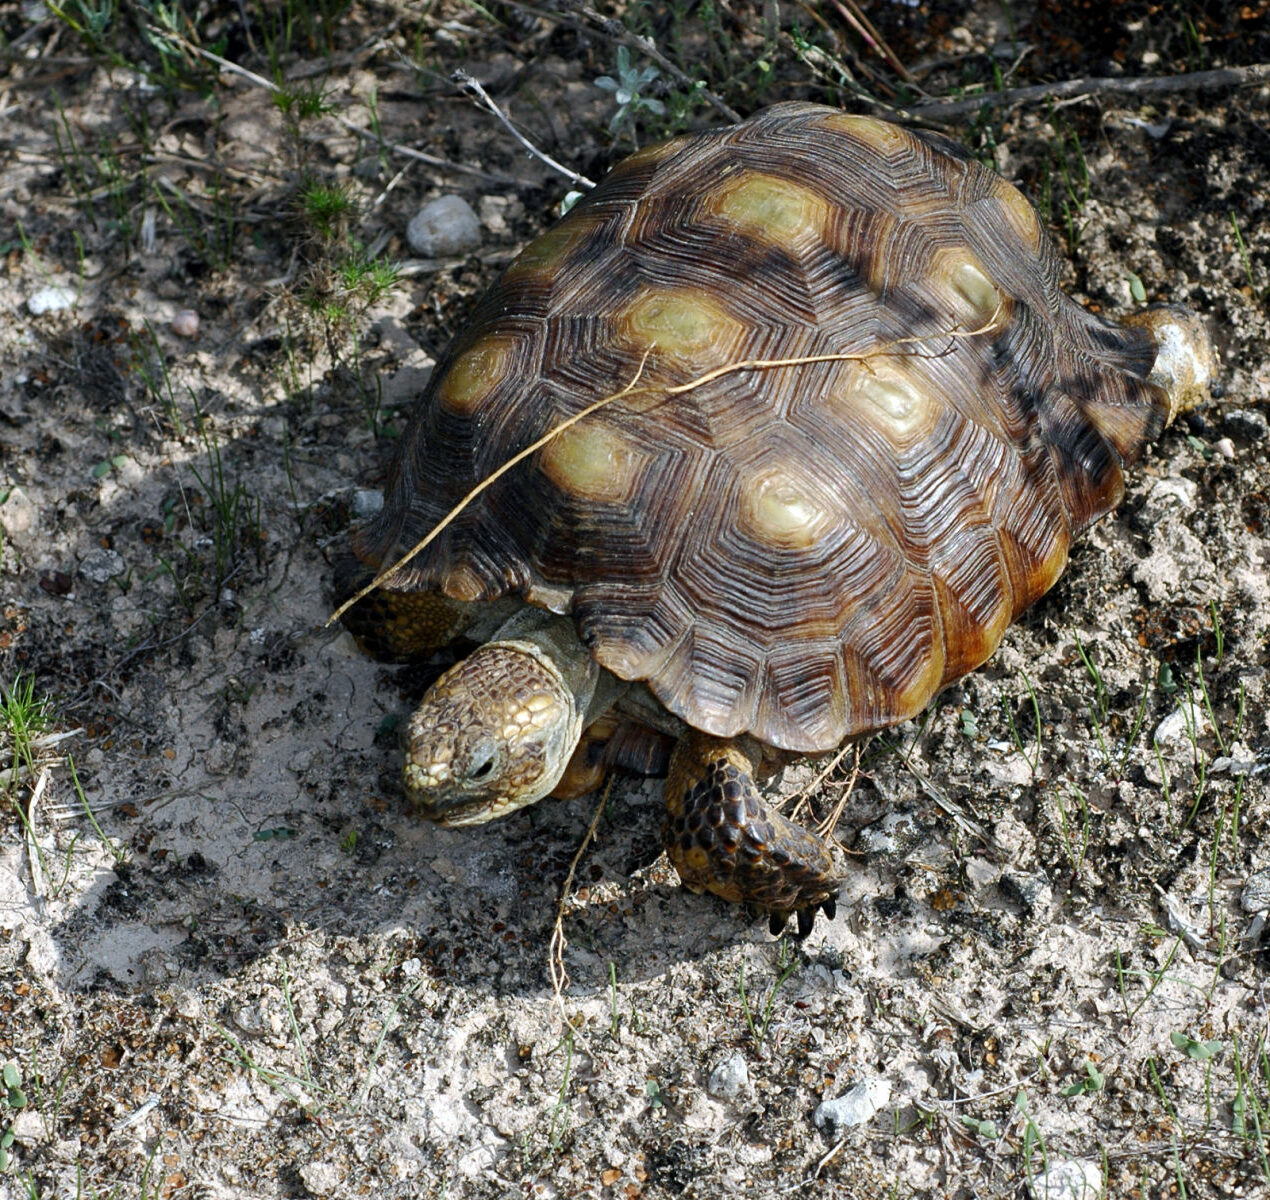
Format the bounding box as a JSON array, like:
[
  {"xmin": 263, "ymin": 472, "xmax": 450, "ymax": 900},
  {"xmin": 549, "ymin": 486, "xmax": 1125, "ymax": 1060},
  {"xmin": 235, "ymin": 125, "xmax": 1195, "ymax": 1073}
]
[
  {"xmin": 595, "ymin": 46, "xmax": 665, "ymax": 144},
  {"xmin": 189, "ymin": 401, "xmax": 261, "ymax": 590},
  {"xmin": 960, "ymin": 1113, "xmax": 998, "ymax": 1139},
  {"xmin": 1, "ymin": 1061, "xmax": 27, "ymax": 1171},
  {"xmin": 1015, "ymin": 1089, "xmax": 1050, "ymax": 1186},
  {"xmin": 1061, "ymin": 1057, "xmax": 1105, "ymax": 1097},
  {"xmin": 739, "ymin": 941, "xmax": 799, "ymax": 1052},
  {"xmin": 2, "ymin": 676, "xmax": 53, "ymax": 800},
  {"xmin": 298, "ymin": 180, "xmax": 357, "ymax": 244},
  {"xmin": 1171, "ymin": 1031, "xmax": 1223, "ymax": 1061}
]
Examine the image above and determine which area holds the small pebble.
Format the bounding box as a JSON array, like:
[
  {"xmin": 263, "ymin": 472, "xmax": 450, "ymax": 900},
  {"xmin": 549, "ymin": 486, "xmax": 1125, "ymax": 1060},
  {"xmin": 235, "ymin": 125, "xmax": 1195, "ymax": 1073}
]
[
  {"xmin": 1000, "ymin": 870, "xmax": 1052, "ymax": 912},
  {"xmin": 27, "ymin": 285, "xmax": 77, "ymax": 315},
  {"xmin": 1212, "ymin": 437, "xmax": 1235, "ymax": 460},
  {"xmin": 1026, "ymin": 1159, "xmax": 1102, "ymax": 1200},
  {"xmin": 78, "ymin": 548, "xmax": 125, "ymax": 585},
  {"xmin": 1224, "ymin": 408, "xmax": 1268, "ymax": 442},
  {"xmin": 171, "ymin": 308, "xmax": 200, "ymax": 338},
  {"xmin": 298, "ymin": 1162, "xmax": 344, "ymax": 1196},
  {"xmin": 707, "ymin": 1052, "xmax": 748, "ymax": 1100},
  {"xmin": 1154, "ymin": 701, "xmax": 1207, "ymax": 743},
  {"xmin": 353, "ymin": 489, "xmax": 384, "ymax": 519},
  {"xmin": 812, "ymin": 1077, "xmax": 890, "ymax": 1137},
  {"xmin": 0, "ymin": 487, "xmax": 36, "ymax": 538},
  {"xmin": 407, "ymin": 195, "xmax": 482, "ymax": 257},
  {"xmin": 1241, "ymin": 867, "xmax": 1270, "ymax": 915}
]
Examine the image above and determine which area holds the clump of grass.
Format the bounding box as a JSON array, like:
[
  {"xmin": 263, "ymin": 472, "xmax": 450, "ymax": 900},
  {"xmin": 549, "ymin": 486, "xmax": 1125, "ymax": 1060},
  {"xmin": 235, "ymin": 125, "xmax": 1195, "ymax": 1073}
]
[
  {"xmin": 2, "ymin": 675, "xmax": 54, "ymax": 801},
  {"xmin": 739, "ymin": 940, "xmax": 800, "ymax": 1053}
]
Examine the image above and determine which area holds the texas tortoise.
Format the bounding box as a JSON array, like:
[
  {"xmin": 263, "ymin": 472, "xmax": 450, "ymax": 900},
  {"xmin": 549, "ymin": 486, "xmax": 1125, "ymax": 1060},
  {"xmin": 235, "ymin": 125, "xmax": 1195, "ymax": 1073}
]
[{"xmin": 340, "ymin": 102, "xmax": 1212, "ymax": 933}]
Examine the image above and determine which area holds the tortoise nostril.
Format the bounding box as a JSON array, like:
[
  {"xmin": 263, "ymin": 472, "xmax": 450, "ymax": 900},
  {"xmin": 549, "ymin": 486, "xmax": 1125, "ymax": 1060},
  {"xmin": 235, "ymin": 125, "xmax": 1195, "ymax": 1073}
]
[{"xmin": 469, "ymin": 756, "xmax": 495, "ymax": 780}]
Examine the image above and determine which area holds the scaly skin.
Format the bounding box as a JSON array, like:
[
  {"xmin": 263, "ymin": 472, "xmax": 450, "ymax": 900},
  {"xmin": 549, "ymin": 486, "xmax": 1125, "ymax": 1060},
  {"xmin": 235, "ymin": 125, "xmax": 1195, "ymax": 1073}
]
[
  {"xmin": 334, "ymin": 556, "xmax": 470, "ymax": 661},
  {"xmin": 663, "ymin": 732, "xmax": 847, "ymax": 934},
  {"xmin": 403, "ymin": 637, "xmax": 586, "ymax": 825},
  {"xmin": 389, "ymin": 630, "xmax": 848, "ymax": 933}
]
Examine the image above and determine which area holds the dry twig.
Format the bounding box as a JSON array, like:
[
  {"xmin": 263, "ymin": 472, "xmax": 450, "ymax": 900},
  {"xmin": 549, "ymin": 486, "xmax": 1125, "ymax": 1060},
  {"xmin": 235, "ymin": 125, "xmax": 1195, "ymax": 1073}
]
[
  {"xmin": 911, "ymin": 61, "xmax": 1270, "ymax": 118},
  {"xmin": 549, "ymin": 778, "xmax": 613, "ymax": 1021},
  {"xmin": 164, "ymin": 32, "xmax": 527, "ymax": 188},
  {"xmin": 453, "ymin": 69, "xmax": 596, "ymax": 189}
]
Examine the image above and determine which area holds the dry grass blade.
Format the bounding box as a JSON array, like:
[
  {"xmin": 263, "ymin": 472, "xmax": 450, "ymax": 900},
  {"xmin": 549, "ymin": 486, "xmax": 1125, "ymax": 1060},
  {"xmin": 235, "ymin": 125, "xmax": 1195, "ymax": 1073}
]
[
  {"xmin": 550, "ymin": 777, "xmax": 613, "ymax": 1023},
  {"xmin": 453, "ymin": 70, "xmax": 596, "ymax": 190},
  {"xmin": 826, "ymin": 0, "xmax": 913, "ymax": 83}
]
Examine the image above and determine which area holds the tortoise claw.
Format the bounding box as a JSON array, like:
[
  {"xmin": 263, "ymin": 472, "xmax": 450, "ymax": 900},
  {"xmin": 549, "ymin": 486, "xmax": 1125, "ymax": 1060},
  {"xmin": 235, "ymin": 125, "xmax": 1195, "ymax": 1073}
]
[{"xmin": 765, "ymin": 893, "xmax": 840, "ymax": 938}]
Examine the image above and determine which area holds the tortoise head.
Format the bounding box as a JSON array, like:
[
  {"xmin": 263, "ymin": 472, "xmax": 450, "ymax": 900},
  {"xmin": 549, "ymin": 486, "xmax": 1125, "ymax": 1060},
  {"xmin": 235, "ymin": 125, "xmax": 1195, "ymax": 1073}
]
[{"xmin": 403, "ymin": 634, "xmax": 591, "ymax": 826}]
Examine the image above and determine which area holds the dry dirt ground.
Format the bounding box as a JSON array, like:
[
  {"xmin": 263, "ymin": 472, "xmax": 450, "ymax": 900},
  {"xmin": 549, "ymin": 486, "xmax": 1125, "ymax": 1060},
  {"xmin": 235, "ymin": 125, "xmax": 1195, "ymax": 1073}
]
[{"xmin": 1, "ymin": 2, "xmax": 1269, "ymax": 1198}]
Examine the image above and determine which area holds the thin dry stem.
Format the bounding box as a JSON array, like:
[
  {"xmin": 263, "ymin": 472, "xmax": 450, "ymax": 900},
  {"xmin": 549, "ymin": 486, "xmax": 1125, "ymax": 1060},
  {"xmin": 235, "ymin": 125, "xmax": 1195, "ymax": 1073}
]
[
  {"xmin": 164, "ymin": 32, "xmax": 525, "ymax": 188},
  {"xmin": 550, "ymin": 777, "xmax": 613, "ymax": 1022},
  {"xmin": 453, "ymin": 70, "xmax": 596, "ymax": 190}
]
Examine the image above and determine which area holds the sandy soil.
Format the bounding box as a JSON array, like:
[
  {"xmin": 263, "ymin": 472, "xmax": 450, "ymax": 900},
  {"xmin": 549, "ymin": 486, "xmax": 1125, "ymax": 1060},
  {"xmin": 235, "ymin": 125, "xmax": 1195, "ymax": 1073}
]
[{"xmin": 0, "ymin": 3, "xmax": 1268, "ymax": 1198}]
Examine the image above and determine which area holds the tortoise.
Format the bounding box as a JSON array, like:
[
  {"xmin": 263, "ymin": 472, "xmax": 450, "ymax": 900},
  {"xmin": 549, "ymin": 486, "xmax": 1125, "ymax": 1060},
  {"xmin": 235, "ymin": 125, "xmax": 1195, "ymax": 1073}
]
[{"xmin": 339, "ymin": 102, "xmax": 1213, "ymax": 934}]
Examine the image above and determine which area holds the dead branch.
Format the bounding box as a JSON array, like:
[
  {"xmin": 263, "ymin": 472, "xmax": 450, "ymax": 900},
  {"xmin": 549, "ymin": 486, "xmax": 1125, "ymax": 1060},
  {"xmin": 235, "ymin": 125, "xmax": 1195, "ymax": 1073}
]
[
  {"xmin": 911, "ymin": 62, "xmax": 1270, "ymax": 119},
  {"xmin": 453, "ymin": 70, "xmax": 597, "ymax": 189}
]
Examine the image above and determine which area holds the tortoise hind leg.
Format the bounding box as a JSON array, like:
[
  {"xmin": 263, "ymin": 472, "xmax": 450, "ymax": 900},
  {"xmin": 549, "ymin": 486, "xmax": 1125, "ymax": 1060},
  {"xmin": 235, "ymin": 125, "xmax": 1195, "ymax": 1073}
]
[
  {"xmin": 333, "ymin": 555, "xmax": 470, "ymax": 661},
  {"xmin": 662, "ymin": 731, "xmax": 847, "ymax": 935}
]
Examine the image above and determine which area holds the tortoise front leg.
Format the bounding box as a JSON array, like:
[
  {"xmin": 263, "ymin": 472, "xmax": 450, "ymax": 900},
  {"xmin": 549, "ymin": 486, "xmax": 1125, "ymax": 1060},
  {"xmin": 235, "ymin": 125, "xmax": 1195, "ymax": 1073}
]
[{"xmin": 662, "ymin": 731, "xmax": 847, "ymax": 936}]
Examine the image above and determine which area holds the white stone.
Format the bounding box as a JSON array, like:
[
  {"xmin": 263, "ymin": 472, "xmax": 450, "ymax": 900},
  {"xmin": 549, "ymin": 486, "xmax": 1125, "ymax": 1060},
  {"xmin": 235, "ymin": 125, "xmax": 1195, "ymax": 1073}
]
[
  {"xmin": 299, "ymin": 1162, "xmax": 344, "ymax": 1195},
  {"xmin": 1027, "ymin": 1158, "xmax": 1102, "ymax": 1199},
  {"xmin": 78, "ymin": 548, "xmax": 125, "ymax": 584},
  {"xmin": 1241, "ymin": 867, "xmax": 1270, "ymax": 914},
  {"xmin": 707, "ymin": 1051, "xmax": 749, "ymax": 1100},
  {"xmin": 1154, "ymin": 702, "xmax": 1208, "ymax": 743},
  {"xmin": 0, "ymin": 487, "xmax": 36, "ymax": 538},
  {"xmin": 407, "ymin": 195, "xmax": 482, "ymax": 257},
  {"xmin": 27, "ymin": 285, "xmax": 77, "ymax": 314},
  {"xmin": 812, "ymin": 1077, "xmax": 890, "ymax": 1135}
]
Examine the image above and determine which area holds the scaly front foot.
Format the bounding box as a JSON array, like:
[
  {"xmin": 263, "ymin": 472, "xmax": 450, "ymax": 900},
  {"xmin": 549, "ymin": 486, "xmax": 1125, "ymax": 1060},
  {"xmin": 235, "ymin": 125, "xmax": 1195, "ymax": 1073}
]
[{"xmin": 662, "ymin": 732, "xmax": 847, "ymax": 936}]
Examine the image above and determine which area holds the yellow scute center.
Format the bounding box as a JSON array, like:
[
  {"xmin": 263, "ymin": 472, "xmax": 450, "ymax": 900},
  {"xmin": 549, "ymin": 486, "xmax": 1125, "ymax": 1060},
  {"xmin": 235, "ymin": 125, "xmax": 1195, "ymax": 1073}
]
[
  {"xmin": 827, "ymin": 361, "xmax": 939, "ymax": 442},
  {"xmin": 740, "ymin": 470, "xmax": 832, "ymax": 548},
  {"xmin": 539, "ymin": 422, "xmax": 644, "ymax": 502},
  {"xmin": 621, "ymin": 287, "xmax": 738, "ymax": 358},
  {"xmin": 437, "ymin": 335, "xmax": 517, "ymax": 414},
  {"xmin": 928, "ymin": 249, "xmax": 1008, "ymax": 329},
  {"xmin": 710, "ymin": 173, "xmax": 829, "ymax": 242}
]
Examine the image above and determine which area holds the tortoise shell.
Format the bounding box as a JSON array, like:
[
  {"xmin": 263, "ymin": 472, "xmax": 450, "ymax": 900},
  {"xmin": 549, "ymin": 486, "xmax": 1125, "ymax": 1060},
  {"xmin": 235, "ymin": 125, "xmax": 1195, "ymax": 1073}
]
[{"xmin": 356, "ymin": 102, "xmax": 1168, "ymax": 753}]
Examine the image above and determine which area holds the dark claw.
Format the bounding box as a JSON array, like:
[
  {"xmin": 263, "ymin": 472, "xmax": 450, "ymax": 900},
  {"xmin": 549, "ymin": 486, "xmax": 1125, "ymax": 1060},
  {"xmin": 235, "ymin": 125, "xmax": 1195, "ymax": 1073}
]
[
  {"xmin": 821, "ymin": 896, "xmax": 837, "ymax": 922},
  {"xmin": 768, "ymin": 910, "xmax": 789, "ymax": 936},
  {"xmin": 796, "ymin": 907, "xmax": 815, "ymax": 938}
]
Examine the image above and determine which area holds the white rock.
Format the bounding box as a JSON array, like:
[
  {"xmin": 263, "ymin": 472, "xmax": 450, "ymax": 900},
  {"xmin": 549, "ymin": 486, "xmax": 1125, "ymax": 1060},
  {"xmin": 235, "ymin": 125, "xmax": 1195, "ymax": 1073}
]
[
  {"xmin": 299, "ymin": 1162, "xmax": 344, "ymax": 1195},
  {"xmin": 27, "ymin": 285, "xmax": 77, "ymax": 314},
  {"xmin": 1241, "ymin": 867, "xmax": 1270, "ymax": 914},
  {"xmin": 1027, "ymin": 1158, "xmax": 1102, "ymax": 1199},
  {"xmin": 170, "ymin": 308, "xmax": 200, "ymax": 338},
  {"xmin": 707, "ymin": 1052, "xmax": 749, "ymax": 1100},
  {"xmin": 78, "ymin": 548, "xmax": 125, "ymax": 584},
  {"xmin": 1154, "ymin": 702, "xmax": 1208, "ymax": 743},
  {"xmin": 0, "ymin": 486, "xmax": 36, "ymax": 538},
  {"xmin": 812, "ymin": 1077, "xmax": 890, "ymax": 1136},
  {"xmin": 407, "ymin": 195, "xmax": 482, "ymax": 257}
]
